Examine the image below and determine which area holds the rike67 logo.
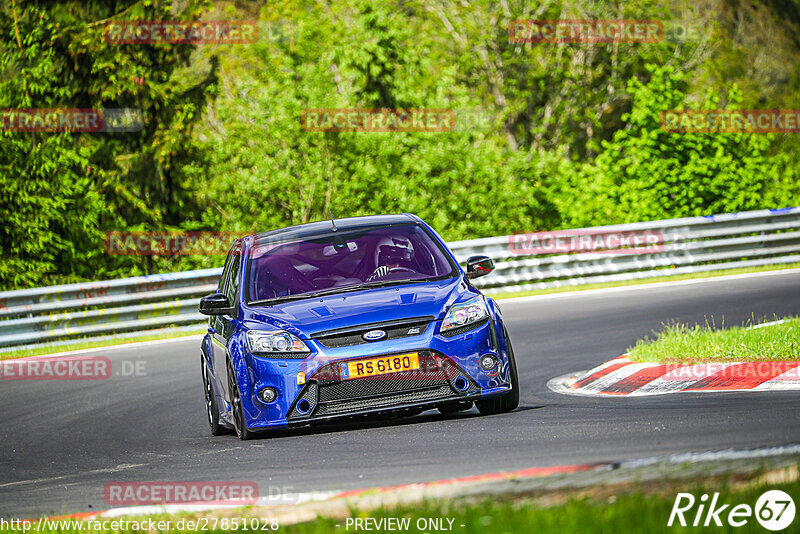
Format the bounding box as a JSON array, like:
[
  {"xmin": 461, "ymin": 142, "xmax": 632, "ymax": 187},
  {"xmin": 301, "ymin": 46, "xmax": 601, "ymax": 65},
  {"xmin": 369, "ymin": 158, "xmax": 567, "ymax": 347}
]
[{"xmin": 669, "ymin": 490, "xmax": 796, "ymax": 531}]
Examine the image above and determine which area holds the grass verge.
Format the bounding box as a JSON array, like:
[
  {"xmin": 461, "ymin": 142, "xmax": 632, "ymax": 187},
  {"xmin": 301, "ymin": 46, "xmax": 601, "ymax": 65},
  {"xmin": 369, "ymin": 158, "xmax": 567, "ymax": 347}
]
[
  {"xmin": 283, "ymin": 478, "xmax": 799, "ymax": 534},
  {"xmin": 0, "ymin": 329, "xmax": 206, "ymax": 361},
  {"xmin": 628, "ymin": 317, "xmax": 800, "ymax": 364},
  {"xmin": 10, "ymin": 468, "xmax": 799, "ymax": 533},
  {"xmin": 490, "ymin": 262, "xmax": 800, "ymax": 300}
]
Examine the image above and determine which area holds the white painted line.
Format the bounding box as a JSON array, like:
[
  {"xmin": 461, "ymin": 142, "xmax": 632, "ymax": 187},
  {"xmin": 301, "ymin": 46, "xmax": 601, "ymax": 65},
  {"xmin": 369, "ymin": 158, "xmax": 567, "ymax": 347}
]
[
  {"xmin": 550, "ymin": 359, "xmax": 800, "ymax": 397},
  {"xmin": 579, "ymin": 363, "xmax": 650, "ymax": 393},
  {"xmin": 749, "ymin": 319, "xmax": 788, "ymax": 330},
  {"xmin": 0, "ymin": 464, "xmax": 146, "ymax": 489},
  {"xmin": 621, "ymin": 444, "xmax": 800, "ymax": 468},
  {"xmin": 3, "ymin": 335, "xmax": 204, "ymax": 360},
  {"xmin": 96, "ymin": 492, "xmax": 340, "ymax": 519},
  {"xmin": 754, "ymin": 365, "xmax": 800, "ymax": 389},
  {"xmin": 753, "ymin": 381, "xmax": 800, "ymax": 391},
  {"xmin": 566, "ymin": 355, "xmax": 630, "ymax": 386},
  {"xmin": 661, "ymin": 362, "xmax": 736, "ymax": 381},
  {"xmin": 547, "ymin": 372, "xmax": 598, "ymax": 397},
  {"xmin": 498, "ymin": 268, "xmax": 800, "ymax": 303},
  {"xmin": 630, "ymin": 376, "xmax": 698, "ymax": 396},
  {"xmin": 98, "ymin": 503, "xmax": 244, "ymax": 518}
]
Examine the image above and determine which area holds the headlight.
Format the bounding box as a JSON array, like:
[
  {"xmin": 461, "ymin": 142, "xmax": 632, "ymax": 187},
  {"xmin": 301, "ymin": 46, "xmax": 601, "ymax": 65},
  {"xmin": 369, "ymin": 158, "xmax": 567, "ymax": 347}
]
[
  {"xmin": 441, "ymin": 296, "xmax": 489, "ymax": 333},
  {"xmin": 246, "ymin": 330, "xmax": 309, "ymax": 354}
]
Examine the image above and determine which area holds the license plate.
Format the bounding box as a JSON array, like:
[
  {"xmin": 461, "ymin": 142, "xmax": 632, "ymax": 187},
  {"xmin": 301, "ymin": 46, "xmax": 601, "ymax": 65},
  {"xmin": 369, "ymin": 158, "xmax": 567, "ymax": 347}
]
[{"xmin": 340, "ymin": 353, "xmax": 420, "ymax": 380}]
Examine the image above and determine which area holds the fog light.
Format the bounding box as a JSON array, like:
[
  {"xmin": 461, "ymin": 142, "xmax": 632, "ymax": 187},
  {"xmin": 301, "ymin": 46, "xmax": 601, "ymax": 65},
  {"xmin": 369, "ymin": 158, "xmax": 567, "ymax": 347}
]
[
  {"xmin": 257, "ymin": 387, "xmax": 278, "ymax": 403},
  {"xmin": 480, "ymin": 354, "xmax": 498, "ymax": 371},
  {"xmin": 296, "ymin": 399, "xmax": 312, "ymax": 414},
  {"xmin": 454, "ymin": 376, "xmax": 470, "ymax": 391}
]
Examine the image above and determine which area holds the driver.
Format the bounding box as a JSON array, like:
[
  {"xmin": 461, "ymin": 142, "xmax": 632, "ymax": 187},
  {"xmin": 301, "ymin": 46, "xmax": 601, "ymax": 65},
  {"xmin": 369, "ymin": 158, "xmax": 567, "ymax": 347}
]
[{"xmin": 366, "ymin": 235, "xmax": 414, "ymax": 281}]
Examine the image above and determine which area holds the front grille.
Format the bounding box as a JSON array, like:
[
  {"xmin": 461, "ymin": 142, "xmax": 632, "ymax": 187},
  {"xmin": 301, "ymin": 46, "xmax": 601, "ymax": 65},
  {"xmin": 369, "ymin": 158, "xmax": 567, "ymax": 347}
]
[
  {"xmin": 312, "ymin": 316, "xmax": 433, "ymax": 348},
  {"xmin": 319, "ymin": 377, "xmax": 447, "ymax": 402},
  {"xmin": 315, "ymin": 386, "xmax": 453, "ymax": 416},
  {"xmin": 285, "ymin": 350, "xmax": 479, "ymax": 422}
]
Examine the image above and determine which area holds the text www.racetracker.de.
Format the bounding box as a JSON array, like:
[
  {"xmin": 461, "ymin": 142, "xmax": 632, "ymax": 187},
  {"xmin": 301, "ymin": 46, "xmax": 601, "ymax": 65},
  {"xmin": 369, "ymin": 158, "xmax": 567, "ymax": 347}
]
[{"xmin": 1, "ymin": 517, "xmax": 280, "ymax": 532}]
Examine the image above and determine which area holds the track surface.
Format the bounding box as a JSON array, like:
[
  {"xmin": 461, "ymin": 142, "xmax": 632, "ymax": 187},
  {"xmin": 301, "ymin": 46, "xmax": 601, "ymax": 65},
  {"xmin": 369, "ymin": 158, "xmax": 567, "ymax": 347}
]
[{"xmin": 2, "ymin": 271, "xmax": 800, "ymax": 517}]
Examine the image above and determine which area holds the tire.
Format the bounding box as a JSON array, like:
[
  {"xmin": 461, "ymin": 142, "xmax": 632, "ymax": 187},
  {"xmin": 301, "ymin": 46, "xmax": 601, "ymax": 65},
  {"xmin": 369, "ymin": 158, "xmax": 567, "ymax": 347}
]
[
  {"xmin": 438, "ymin": 401, "xmax": 473, "ymax": 415},
  {"xmin": 476, "ymin": 326, "xmax": 520, "ymax": 415},
  {"xmin": 202, "ymin": 358, "xmax": 228, "ymax": 436},
  {"xmin": 227, "ymin": 361, "xmax": 257, "ymax": 440}
]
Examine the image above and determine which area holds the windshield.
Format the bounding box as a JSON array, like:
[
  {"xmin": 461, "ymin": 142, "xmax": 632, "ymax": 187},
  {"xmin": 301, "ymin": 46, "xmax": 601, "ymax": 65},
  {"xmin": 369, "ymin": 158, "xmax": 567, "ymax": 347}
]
[{"xmin": 246, "ymin": 223, "xmax": 456, "ymax": 304}]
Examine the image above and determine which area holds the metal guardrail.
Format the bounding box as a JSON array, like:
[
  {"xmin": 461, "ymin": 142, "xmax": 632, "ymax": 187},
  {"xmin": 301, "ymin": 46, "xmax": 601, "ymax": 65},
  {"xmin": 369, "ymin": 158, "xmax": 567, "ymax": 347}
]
[{"xmin": 1, "ymin": 207, "xmax": 798, "ymax": 349}]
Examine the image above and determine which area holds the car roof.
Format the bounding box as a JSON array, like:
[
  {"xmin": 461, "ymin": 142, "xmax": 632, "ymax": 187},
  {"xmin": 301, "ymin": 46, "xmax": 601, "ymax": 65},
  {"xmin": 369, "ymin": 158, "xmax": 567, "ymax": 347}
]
[{"xmin": 250, "ymin": 214, "xmax": 419, "ymax": 245}]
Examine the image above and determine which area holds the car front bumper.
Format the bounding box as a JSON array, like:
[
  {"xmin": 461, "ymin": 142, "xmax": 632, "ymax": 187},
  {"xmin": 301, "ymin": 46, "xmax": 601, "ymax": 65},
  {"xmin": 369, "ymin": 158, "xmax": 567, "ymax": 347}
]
[{"xmin": 239, "ymin": 315, "xmax": 513, "ymax": 431}]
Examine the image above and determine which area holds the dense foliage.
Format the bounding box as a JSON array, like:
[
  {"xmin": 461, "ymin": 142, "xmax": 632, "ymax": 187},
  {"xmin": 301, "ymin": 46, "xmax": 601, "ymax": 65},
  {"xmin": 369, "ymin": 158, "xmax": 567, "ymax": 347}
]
[{"xmin": 1, "ymin": 0, "xmax": 799, "ymax": 289}]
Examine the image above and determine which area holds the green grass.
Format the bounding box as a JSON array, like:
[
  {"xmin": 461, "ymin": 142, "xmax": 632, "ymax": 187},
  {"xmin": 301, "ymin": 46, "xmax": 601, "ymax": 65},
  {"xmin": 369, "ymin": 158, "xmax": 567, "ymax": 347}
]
[
  {"xmin": 0, "ymin": 329, "xmax": 206, "ymax": 361},
  {"xmin": 490, "ymin": 262, "xmax": 800, "ymax": 300},
  {"xmin": 10, "ymin": 473, "xmax": 799, "ymax": 533},
  {"xmin": 283, "ymin": 479, "xmax": 800, "ymax": 534},
  {"xmin": 628, "ymin": 317, "xmax": 800, "ymax": 364}
]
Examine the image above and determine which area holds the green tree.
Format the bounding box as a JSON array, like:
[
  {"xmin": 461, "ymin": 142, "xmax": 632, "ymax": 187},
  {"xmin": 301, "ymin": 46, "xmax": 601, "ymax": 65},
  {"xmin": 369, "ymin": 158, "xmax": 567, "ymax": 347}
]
[
  {"xmin": 558, "ymin": 64, "xmax": 794, "ymax": 227},
  {"xmin": 0, "ymin": 0, "xmax": 215, "ymax": 288}
]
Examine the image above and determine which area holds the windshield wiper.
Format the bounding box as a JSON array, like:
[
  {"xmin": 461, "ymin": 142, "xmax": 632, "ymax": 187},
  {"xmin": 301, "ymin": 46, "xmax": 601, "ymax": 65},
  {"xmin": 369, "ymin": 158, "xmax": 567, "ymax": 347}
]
[{"xmin": 356, "ymin": 278, "xmax": 424, "ymax": 289}]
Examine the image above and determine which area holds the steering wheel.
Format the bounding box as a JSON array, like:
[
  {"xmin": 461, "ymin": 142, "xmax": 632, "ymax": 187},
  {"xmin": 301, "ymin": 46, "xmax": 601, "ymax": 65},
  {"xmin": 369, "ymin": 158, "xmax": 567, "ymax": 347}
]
[{"xmin": 385, "ymin": 266, "xmax": 415, "ymax": 275}]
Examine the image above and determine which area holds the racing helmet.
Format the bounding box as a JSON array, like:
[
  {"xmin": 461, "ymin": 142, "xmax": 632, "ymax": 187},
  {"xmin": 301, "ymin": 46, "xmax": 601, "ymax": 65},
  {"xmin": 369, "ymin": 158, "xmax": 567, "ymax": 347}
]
[{"xmin": 374, "ymin": 235, "xmax": 414, "ymax": 268}]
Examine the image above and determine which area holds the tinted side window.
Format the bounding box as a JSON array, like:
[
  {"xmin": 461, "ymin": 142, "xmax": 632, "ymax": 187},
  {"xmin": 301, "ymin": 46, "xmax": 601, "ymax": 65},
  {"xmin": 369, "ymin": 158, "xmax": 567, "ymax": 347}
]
[
  {"xmin": 219, "ymin": 241, "xmax": 242, "ymax": 304},
  {"xmin": 225, "ymin": 244, "xmax": 242, "ymax": 304},
  {"xmin": 219, "ymin": 251, "xmax": 235, "ymax": 295}
]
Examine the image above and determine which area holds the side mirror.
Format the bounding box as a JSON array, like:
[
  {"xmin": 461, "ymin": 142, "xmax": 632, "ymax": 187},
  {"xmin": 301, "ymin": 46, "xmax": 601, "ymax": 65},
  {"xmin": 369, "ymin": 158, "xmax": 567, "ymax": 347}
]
[
  {"xmin": 199, "ymin": 293, "xmax": 234, "ymax": 316},
  {"xmin": 465, "ymin": 255, "xmax": 494, "ymax": 279}
]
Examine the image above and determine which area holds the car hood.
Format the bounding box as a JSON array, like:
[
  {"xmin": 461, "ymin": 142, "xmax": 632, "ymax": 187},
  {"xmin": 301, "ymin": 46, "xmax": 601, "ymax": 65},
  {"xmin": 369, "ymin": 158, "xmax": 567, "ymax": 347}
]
[{"xmin": 242, "ymin": 277, "xmax": 472, "ymax": 339}]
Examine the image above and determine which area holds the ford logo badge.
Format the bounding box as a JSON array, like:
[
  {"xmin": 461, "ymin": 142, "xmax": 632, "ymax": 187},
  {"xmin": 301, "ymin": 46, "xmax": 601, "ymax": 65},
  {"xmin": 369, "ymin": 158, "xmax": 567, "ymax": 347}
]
[{"xmin": 362, "ymin": 329, "xmax": 386, "ymax": 341}]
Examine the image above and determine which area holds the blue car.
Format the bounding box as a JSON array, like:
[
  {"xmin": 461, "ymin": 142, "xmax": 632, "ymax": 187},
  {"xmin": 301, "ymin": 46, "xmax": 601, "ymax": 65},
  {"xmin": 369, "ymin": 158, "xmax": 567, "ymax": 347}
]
[{"xmin": 199, "ymin": 214, "xmax": 519, "ymax": 439}]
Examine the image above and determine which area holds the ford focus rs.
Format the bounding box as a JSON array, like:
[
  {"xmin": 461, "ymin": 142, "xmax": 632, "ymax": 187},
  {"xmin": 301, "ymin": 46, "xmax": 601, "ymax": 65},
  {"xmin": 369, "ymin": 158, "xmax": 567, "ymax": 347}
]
[{"xmin": 199, "ymin": 214, "xmax": 519, "ymax": 439}]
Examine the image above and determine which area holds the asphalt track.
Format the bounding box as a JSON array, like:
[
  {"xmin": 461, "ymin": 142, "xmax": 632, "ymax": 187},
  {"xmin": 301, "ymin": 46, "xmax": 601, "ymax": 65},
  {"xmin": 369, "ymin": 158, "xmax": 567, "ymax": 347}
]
[{"xmin": 2, "ymin": 270, "xmax": 800, "ymax": 518}]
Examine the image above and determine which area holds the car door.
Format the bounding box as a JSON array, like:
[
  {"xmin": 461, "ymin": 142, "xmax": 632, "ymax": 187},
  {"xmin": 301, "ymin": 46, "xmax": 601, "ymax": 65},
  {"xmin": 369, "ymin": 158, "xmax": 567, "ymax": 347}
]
[{"xmin": 213, "ymin": 240, "xmax": 242, "ymax": 403}]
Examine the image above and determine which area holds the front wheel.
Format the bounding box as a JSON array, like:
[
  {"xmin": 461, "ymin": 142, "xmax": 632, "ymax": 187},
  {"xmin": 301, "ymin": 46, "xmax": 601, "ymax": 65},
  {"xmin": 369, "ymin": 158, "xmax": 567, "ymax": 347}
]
[
  {"xmin": 202, "ymin": 359, "xmax": 228, "ymax": 436},
  {"xmin": 476, "ymin": 327, "xmax": 520, "ymax": 415},
  {"xmin": 227, "ymin": 361, "xmax": 257, "ymax": 440}
]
